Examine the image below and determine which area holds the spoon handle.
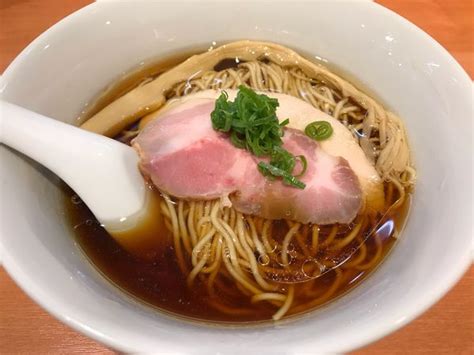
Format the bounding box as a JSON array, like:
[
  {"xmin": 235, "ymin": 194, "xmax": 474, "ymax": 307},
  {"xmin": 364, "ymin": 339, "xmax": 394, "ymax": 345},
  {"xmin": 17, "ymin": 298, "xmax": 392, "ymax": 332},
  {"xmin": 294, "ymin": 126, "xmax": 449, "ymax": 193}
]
[{"xmin": 0, "ymin": 100, "xmax": 147, "ymax": 227}]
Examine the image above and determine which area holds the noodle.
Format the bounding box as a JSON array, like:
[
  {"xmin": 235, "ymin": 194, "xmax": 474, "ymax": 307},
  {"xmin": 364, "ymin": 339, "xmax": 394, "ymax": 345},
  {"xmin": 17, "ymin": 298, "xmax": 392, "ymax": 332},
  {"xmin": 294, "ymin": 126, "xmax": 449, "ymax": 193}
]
[
  {"xmin": 81, "ymin": 41, "xmax": 415, "ymax": 320},
  {"xmin": 82, "ymin": 40, "xmax": 415, "ymax": 189},
  {"xmin": 157, "ymin": 189, "xmax": 399, "ymax": 320}
]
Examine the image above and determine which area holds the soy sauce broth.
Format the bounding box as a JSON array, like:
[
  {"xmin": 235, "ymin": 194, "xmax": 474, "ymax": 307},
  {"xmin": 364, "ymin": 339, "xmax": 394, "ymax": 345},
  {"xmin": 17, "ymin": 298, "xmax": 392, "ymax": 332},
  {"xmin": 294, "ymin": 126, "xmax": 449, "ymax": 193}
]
[
  {"xmin": 64, "ymin": 182, "xmax": 409, "ymax": 323},
  {"xmin": 67, "ymin": 48, "xmax": 412, "ymax": 323}
]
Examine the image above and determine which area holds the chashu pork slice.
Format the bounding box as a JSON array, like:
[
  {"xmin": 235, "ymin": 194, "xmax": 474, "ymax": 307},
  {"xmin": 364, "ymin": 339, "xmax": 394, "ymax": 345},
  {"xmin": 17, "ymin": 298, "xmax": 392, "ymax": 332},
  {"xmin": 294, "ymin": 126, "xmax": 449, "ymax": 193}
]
[
  {"xmin": 140, "ymin": 90, "xmax": 385, "ymax": 213},
  {"xmin": 133, "ymin": 99, "xmax": 362, "ymax": 225}
]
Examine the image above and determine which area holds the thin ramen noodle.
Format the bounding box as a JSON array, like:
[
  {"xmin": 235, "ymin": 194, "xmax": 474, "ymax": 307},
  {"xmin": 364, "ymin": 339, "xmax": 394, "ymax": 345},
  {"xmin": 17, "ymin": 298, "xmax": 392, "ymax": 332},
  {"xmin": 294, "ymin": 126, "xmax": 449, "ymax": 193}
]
[{"xmin": 68, "ymin": 41, "xmax": 415, "ymax": 321}]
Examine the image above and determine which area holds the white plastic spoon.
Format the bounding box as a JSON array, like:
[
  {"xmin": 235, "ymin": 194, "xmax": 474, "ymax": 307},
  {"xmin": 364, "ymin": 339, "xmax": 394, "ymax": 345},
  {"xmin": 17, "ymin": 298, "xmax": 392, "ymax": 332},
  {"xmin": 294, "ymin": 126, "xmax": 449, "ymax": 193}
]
[{"xmin": 0, "ymin": 100, "xmax": 163, "ymax": 257}]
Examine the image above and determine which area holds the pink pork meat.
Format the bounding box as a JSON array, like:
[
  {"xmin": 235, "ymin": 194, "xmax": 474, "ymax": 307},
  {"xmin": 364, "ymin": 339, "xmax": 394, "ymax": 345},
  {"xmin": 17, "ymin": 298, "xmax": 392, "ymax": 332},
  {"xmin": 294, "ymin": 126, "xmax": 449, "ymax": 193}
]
[{"xmin": 133, "ymin": 99, "xmax": 362, "ymax": 224}]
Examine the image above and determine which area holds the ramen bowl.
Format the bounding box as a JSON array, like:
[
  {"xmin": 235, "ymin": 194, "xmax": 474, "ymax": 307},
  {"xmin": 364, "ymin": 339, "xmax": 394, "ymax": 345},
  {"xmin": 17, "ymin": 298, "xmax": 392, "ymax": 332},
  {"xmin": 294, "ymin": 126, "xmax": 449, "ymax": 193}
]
[{"xmin": 0, "ymin": 1, "xmax": 471, "ymax": 353}]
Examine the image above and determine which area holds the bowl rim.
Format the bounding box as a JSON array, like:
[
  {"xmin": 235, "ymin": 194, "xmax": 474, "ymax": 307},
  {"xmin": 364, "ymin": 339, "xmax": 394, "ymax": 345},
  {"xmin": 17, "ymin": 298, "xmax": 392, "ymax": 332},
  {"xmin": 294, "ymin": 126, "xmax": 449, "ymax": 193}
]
[{"xmin": 0, "ymin": 1, "xmax": 472, "ymax": 353}]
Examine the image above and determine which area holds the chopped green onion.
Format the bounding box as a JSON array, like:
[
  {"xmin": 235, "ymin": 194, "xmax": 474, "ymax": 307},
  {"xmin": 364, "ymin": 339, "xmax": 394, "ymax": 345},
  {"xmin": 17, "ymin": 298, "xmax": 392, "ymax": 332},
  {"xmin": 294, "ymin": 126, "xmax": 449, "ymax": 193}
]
[
  {"xmin": 294, "ymin": 155, "xmax": 307, "ymax": 177},
  {"xmin": 211, "ymin": 85, "xmax": 282, "ymax": 157},
  {"xmin": 304, "ymin": 121, "xmax": 333, "ymax": 141},
  {"xmin": 211, "ymin": 85, "xmax": 308, "ymax": 189},
  {"xmin": 258, "ymin": 162, "xmax": 306, "ymax": 189}
]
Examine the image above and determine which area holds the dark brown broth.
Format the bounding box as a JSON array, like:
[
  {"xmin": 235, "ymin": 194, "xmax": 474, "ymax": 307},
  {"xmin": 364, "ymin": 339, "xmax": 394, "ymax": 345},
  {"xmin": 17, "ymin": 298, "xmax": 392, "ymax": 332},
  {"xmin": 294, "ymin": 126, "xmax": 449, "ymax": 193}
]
[
  {"xmin": 65, "ymin": 186, "xmax": 408, "ymax": 324},
  {"xmin": 67, "ymin": 48, "xmax": 411, "ymax": 323}
]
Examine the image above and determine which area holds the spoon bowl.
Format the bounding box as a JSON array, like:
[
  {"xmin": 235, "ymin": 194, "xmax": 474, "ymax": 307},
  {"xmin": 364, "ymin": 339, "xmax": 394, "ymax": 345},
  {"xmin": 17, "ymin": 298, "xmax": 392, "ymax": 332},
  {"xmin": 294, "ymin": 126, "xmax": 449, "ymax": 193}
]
[{"xmin": 0, "ymin": 100, "xmax": 163, "ymax": 255}]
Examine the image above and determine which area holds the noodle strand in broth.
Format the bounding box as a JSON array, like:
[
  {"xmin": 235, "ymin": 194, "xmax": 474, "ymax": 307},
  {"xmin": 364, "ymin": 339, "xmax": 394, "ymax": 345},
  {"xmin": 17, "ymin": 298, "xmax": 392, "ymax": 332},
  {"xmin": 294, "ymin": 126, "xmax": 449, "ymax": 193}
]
[{"xmin": 73, "ymin": 41, "xmax": 415, "ymax": 321}]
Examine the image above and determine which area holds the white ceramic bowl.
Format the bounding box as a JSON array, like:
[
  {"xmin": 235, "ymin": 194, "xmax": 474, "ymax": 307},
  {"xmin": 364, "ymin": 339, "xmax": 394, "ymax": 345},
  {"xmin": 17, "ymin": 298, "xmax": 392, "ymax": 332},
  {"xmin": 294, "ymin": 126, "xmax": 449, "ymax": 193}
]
[{"xmin": 0, "ymin": 1, "xmax": 472, "ymax": 353}]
